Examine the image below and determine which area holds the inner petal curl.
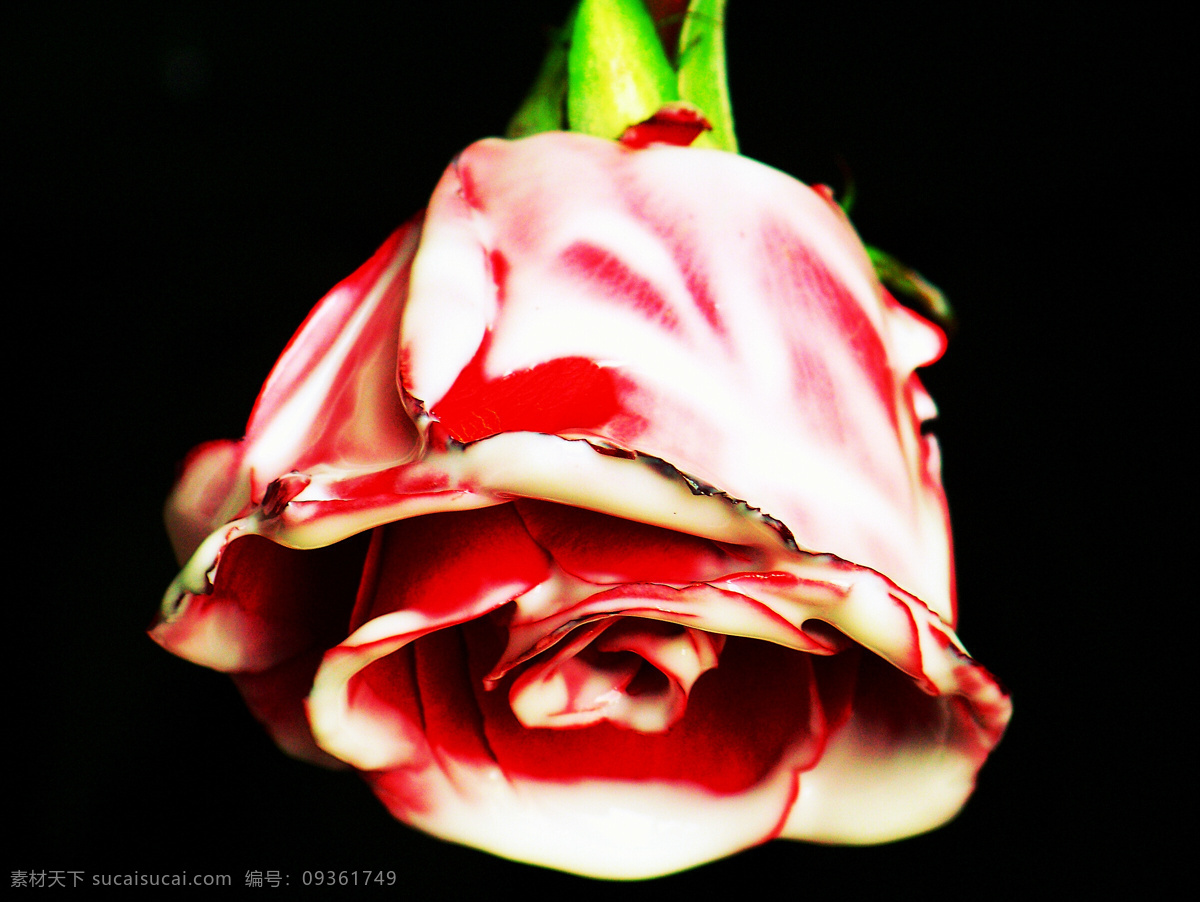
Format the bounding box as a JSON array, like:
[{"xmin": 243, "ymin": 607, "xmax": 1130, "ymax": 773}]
[{"xmin": 507, "ymin": 617, "xmax": 725, "ymax": 733}]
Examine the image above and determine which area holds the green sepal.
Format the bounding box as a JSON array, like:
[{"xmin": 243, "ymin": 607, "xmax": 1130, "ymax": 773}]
[
  {"xmin": 506, "ymin": 14, "xmax": 573, "ymax": 139},
  {"xmin": 567, "ymin": 0, "xmax": 679, "ymax": 140},
  {"xmin": 867, "ymin": 245, "xmax": 956, "ymax": 327},
  {"xmin": 677, "ymin": 0, "xmax": 736, "ymax": 151}
]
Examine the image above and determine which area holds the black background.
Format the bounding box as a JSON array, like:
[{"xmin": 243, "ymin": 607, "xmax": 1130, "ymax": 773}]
[{"xmin": 8, "ymin": 2, "xmax": 1181, "ymax": 894}]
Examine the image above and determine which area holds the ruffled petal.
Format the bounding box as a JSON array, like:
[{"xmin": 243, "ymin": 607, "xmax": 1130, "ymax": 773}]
[
  {"xmin": 305, "ymin": 499, "xmax": 1006, "ymax": 877},
  {"xmin": 241, "ymin": 222, "xmax": 423, "ymax": 494},
  {"xmin": 506, "ymin": 618, "xmax": 724, "ymax": 732},
  {"xmin": 150, "ymin": 531, "xmax": 371, "ymax": 673},
  {"xmin": 153, "ymin": 222, "xmax": 421, "ymax": 668}
]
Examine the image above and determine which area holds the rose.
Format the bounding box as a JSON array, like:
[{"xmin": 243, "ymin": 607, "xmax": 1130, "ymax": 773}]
[{"xmin": 152, "ymin": 131, "xmax": 1010, "ymax": 879}]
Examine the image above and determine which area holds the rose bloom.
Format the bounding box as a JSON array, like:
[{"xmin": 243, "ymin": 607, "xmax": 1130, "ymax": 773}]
[{"xmin": 153, "ymin": 132, "xmax": 1010, "ymax": 879}]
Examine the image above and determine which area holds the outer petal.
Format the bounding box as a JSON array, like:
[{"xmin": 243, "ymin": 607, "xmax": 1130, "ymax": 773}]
[
  {"xmin": 152, "ymin": 222, "xmax": 421, "ymax": 754},
  {"xmin": 401, "ymin": 133, "xmax": 954, "ymax": 620},
  {"xmin": 159, "ymin": 136, "xmax": 949, "ymax": 603},
  {"xmin": 160, "ymin": 220, "xmax": 422, "ymax": 570}
]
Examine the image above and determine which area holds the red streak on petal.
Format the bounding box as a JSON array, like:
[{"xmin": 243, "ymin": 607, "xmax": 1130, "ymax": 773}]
[
  {"xmin": 413, "ymin": 625, "xmax": 500, "ymax": 766},
  {"xmin": 617, "ymin": 191, "xmax": 725, "ymax": 337},
  {"xmin": 809, "ymin": 646, "xmax": 861, "ymax": 735},
  {"xmin": 763, "ymin": 769, "xmax": 802, "ymax": 841},
  {"xmin": 488, "ymin": 248, "xmax": 509, "ymax": 303},
  {"xmin": 432, "ymin": 344, "xmax": 629, "ymax": 444},
  {"xmin": 349, "ymin": 623, "xmax": 501, "ymax": 789},
  {"xmin": 333, "ymin": 464, "xmax": 452, "ymax": 499},
  {"xmin": 559, "ymin": 242, "xmax": 680, "ymax": 330},
  {"xmin": 767, "ymin": 221, "xmax": 899, "ymax": 432},
  {"xmin": 810, "ymin": 183, "xmax": 838, "ymax": 205},
  {"xmin": 678, "ymin": 256, "xmax": 723, "ymax": 335},
  {"xmin": 895, "ymin": 598, "xmax": 930, "ymax": 691}
]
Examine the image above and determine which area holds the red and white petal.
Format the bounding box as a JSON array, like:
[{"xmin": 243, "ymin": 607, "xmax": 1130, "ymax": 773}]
[
  {"xmin": 783, "ymin": 649, "xmax": 1011, "ymax": 844},
  {"xmin": 305, "ymin": 501, "xmax": 1005, "ymax": 877},
  {"xmin": 364, "ymin": 727, "xmax": 809, "ymax": 880},
  {"xmin": 164, "ymin": 439, "xmax": 249, "ymax": 565},
  {"xmin": 251, "ymin": 430, "xmax": 791, "ymax": 555},
  {"xmin": 231, "ymin": 649, "xmax": 349, "ymax": 768},
  {"xmin": 314, "ymin": 616, "xmax": 823, "ymax": 879},
  {"xmin": 307, "ymin": 505, "xmax": 552, "ymax": 770},
  {"xmin": 506, "ymin": 619, "xmax": 723, "ymax": 732},
  {"xmin": 155, "ymin": 222, "xmax": 422, "ymax": 668},
  {"xmin": 240, "ymin": 222, "xmax": 422, "ymax": 496},
  {"xmin": 400, "ymin": 133, "xmax": 954, "ymax": 620},
  {"xmin": 155, "ymin": 130, "xmax": 1010, "ymax": 877},
  {"xmin": 153, "ymin": 424, "xmax": 778, "ymax": 676},
  {"xmin": 161, "ymin": 220, "xmax": 422, "ymax": 574},
  {"xmin": 150, "ymin": 529, "xmax": 371, "ymax": 673}
]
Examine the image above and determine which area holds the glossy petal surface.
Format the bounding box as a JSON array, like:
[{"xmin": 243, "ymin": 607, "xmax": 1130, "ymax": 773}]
[{"xmin": 153, "ymin": 132, "xmax": 1009, "ymax": 879}]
